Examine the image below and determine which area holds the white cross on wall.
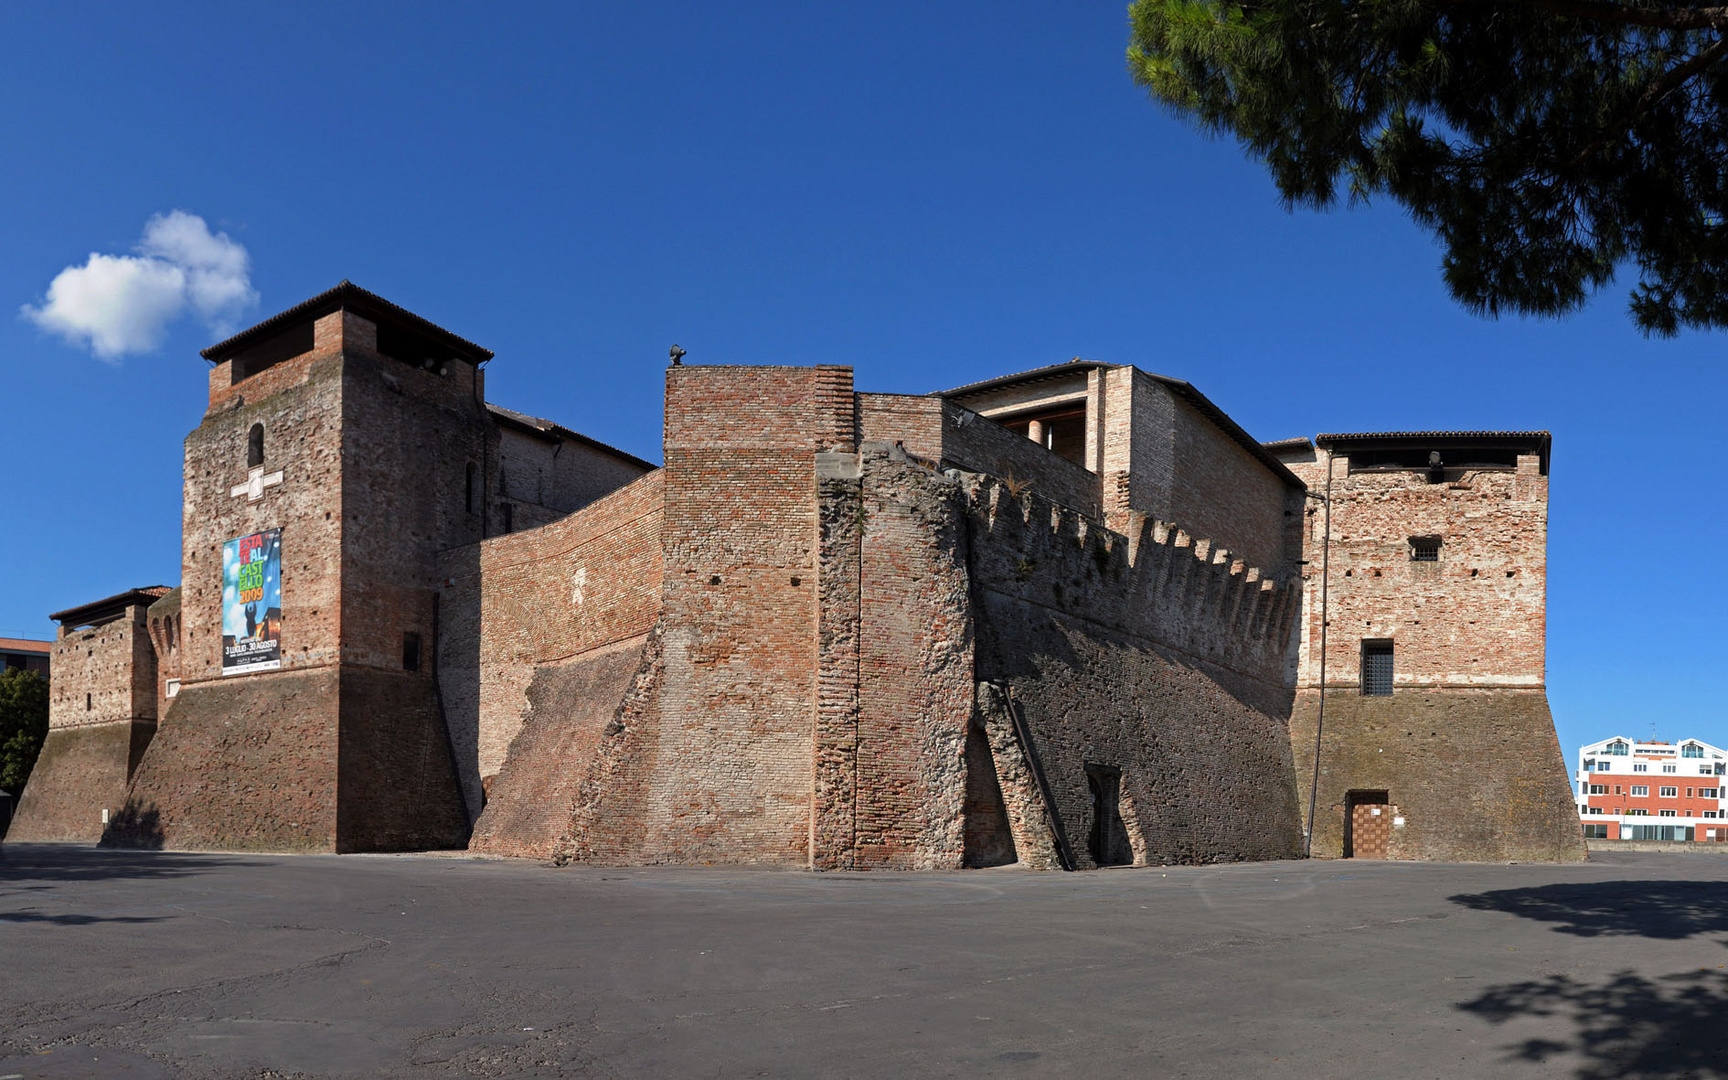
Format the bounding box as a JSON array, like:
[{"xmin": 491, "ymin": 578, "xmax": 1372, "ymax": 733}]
[{"xmin": 230, "ymin": 466, "xmax": 284, "ymax": 502}]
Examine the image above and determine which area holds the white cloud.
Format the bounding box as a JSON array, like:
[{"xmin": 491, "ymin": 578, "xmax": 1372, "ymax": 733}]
[{"xmin": 21, "ymin": 211, "xmax": 257, "ymax": 362}]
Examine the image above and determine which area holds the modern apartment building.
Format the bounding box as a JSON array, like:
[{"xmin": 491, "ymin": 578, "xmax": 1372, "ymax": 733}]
[{"xmin": 1576, "ymin": 737, "xmax": 1728, "ymax": 842}]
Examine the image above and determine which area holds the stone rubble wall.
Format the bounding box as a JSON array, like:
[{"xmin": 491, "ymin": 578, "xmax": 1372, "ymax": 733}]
[{"xmin": 959, "ymin": 472, "xmax": 1305, "ymax": 867}]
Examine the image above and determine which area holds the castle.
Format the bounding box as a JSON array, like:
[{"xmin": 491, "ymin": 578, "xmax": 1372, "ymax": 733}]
[{"xmin": 8, "ymin": 283, "xmax": 1584, "ymax": 866}]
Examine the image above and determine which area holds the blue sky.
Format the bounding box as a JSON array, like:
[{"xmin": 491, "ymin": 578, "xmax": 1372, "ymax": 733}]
[{"xmin": 2, "ymin": 2, "xmax": 1722, "ymax": 758}]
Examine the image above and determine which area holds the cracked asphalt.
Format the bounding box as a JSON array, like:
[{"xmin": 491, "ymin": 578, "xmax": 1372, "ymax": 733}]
[{"xmin": 3, "ymin": 845, "xmax": 1727, "ymax": 1078}]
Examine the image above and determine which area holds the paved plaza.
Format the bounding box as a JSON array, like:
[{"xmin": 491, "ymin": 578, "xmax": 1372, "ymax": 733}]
[{"xmin": 2, "ymin": 845, "xmax": 1725, "ymax": 1078}]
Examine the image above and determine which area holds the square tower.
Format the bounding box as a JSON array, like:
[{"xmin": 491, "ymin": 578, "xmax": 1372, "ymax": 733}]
[
  {"xmin": 108, "ymin": 283, "xmax": 490, "ymax": 852},
  {"xmin": 1276, "ymin": 432, "xmax": 1583, "ymax": 861}
]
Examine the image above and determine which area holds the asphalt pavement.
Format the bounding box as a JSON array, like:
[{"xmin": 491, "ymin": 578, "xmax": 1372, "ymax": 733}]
[{"xmin": 2, "ymin": 843, "xmax": 1726, "ymax": 1078}]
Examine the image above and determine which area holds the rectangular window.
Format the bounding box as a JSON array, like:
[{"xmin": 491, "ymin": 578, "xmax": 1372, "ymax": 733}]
[
  {"xmin": 1634, "ymin": 764, "xmax": 1648, "ymax": 772},
  {"xmin": 1684, "ymin": 744, "xmax": 1705, "ymax": 758},
  {"xmin": 1627, "ymin": 809, "xmax": 1649, "ymax": 816},
  {"xmin": 402, "ymin": 631, "xmax": 421, "ymax": 673},
  {"xmin": 1688, "ymin": 788, "xmax": 1695, "ymax": 798},
  {"xmin": 1361, "ymin": 639, "xmax": 1394, "ymax": 696},
  {"xmin": 1663, "ymin": 765, "xmax": 1677, "ymax": 773},
  {"xmin": 1589, "ymin": 784, "xmax": 1608, "ymax": 795},
  {"xmin": 1615, "ymin": 785, "xmax": 1624, "ymax": 794},
  {"xmin": 1409, "ymin": 536, "xmax": 1442, "ymax": 562},
  {"xmin": 1632, "ymin": 785, "xmax": 1649, "ymax": 796},
  {"xmin": 1597, "ymin": 762, "xmax": 1611, "ymax": 772},
  {"xmin": 1704, "ymin": 765, "xmax": 1717, "ymax": 775},
  {"xmin": 1702, "ymin": 788, "xmax": 1720, "ymax": 799},
  {"xmin": 1582, "ymin": 823, "xmax": 1609, "ymax": 839},
  {"xmin": 1660, "ymin": 810, "xmax": 1678, "ymax": 817},
  {"xmin": 1607, "ymin": 742, "xmax": 1629, "ymax": 755},
  {"xmin": 1707, "ymin": 811, "xmax": 1721, "ymax": 819},
  {"xmin": 1660, "ymin": 786, "xmax": 1678, "ymax": 798}
]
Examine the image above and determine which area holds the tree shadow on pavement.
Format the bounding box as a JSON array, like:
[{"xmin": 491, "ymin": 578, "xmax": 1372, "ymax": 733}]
[
  {"xmin": 1449, "ymin": 880, "xmax": 1728, "ymax": 941},
  {"xmin": 0, "ymin": 843, "xmax": 267, "ymax": 886},
  {"xmin": 0, "ymin": 911, "xmax": 168, "ymax": 925},
  {"xmin": 1458, "ymin": 969, "xmax": 1728, "ymax": 1079}
]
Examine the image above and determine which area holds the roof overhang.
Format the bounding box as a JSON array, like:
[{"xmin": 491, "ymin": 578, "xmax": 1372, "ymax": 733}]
[
  {"xmin": 201, "ymin": 281, "xmax": 494, "ymax": 365},
  {"xmin": 51, "ymin": 587, "xmax": 173, "ymax": 628}
]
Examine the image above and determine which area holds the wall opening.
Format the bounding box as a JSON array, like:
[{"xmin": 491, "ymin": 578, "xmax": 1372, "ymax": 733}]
[
  {"xmin": 1344, "ymin": 790, "xmax": 1391, "ymax": 858},
  {"xmin": 247, "ymin": 423, "xmax": 265, "ymax": 468},
  {"xmin": 402, "ymin": 631, "xmax": 421, "ymax": 672},
  {"xmin": 1085, "ymin": 763, "xmax": 1132, "ymax": 866},
  {"xmin": 1361, "ymin": 639, "xmax": 1394, "ymax": 696},
  {"xmin": 465, "ymin": 462, "xmax": 477, "ymax": 515},
  {"xmin": 961, "ymin": 722, "xmax": 1017, "ymax": 868},
  {"xmin": 998, "ymin": 406, "xmax": 1088, "ymax": 468},
  {"xmin": 1409, "ymin": 536, "xmax": 1441, "ymax": 562}
]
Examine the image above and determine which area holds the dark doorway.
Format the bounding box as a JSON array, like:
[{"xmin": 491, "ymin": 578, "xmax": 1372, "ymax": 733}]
[
  {"xmin": 962, "ymin": 723, "xmax": 1017, "ymax": 868},
  {"xmin": 1085, "ymin": 764, "xmax": 1132, "ymax": 867},
  {"xmin": 1345, "ymin": 790, "xmax": 1392, "ymax": 859}
]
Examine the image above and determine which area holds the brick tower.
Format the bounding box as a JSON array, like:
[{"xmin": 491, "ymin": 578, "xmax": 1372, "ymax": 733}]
[
  {"xmin": 1275, "ymin": 432, "xmax": 1584, "ymax": 861},
  {"xmin": 106, "ymin": 283, "xmax": 486, "ymax": 851}
]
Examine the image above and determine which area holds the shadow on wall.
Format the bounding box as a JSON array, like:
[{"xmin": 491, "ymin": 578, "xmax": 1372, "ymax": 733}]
[
  {"xmin": 97, "ymin": 802, "xmax": 165, "ymax": 850},
  {"xmin": 1458, "ymin": 970, "xmax": 1728, "ymax": 1079},
  {"xmin": 1449, "ymin": 880, "xmax": 1728, "ymax": 941}
]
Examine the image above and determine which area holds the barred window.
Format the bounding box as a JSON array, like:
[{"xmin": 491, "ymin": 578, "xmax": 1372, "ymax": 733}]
[
  {"xmin": 1361, "ymin": 640, "xmax": 1394, "ymax": 696},
  {"xmin": 1409, "ymin": 536, "xmax": 1442, "ymax": 562}
]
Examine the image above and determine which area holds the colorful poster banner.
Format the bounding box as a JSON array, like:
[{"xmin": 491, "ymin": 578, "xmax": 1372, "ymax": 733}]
[{"xmin": 221, "ymin": 528, "xmax": 282, "ymax": 675}]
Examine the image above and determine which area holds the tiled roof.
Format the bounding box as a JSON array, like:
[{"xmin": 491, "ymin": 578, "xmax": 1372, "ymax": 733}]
[
  {"xmin": 201, "ymin": 281, "xmax": 494, "ymax": 363},
  {"xmin": 0, "ymin": 637, "xmax": 52, "ymax": 655},
  {"xmin": 50, "ymin": 587, "xmax": 173, "ymax": 627}
]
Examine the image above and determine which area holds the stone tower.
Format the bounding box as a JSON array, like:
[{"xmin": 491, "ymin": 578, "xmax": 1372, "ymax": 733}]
[
  {"xmin": 107, "ymin": 283, "xmax": 488, "ymax": 852},
  {"xmin": 1274, "ymin": 432, "xmax": 1584, "ymax": 861}
]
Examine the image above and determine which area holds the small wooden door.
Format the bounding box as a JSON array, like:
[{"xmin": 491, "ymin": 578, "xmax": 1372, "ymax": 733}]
[{"xmin": 1349, "ymin": 799, "xmax": 1391, "ymax": 859}]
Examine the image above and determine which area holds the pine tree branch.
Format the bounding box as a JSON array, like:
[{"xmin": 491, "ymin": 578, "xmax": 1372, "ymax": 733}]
[
  {"xmin": 1565, "ymin": 34, "xmax": 1728, "ymax": 168},
  {"xmin": 1435, "ymin": 0, "xmax": 1728, "ymax": 31}
]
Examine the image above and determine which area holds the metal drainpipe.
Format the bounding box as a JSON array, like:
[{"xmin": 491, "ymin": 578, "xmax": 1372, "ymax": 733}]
[{"xmin": 1303, "ymin": 455, "xmax": 1334, "ymax": 858}]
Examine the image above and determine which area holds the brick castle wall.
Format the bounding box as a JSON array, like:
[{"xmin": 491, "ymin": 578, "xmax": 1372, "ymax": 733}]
[
  {"xmin": 961, "ymin": 474, "xmax": 1305, "ymax": 867},
  {"xmin": 441, "ymin": 470, "xmax": 665, "ymax": 832}
]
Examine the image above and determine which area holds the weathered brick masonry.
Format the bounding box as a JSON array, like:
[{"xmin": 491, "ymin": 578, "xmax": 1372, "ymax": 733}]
[
  {"xmin": 8, "ymin": 589, "xmax": 166, "ymax": 843},
  {"xmin": 15, "ymin": 287, "xmax": 1581, "ymax": 866},
  {"xmin": 1278, "ymin": 437, "xmax": 1583, "ymax": 862}
]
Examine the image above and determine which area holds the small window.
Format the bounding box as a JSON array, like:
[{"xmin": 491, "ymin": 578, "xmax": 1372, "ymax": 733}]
[
  {"xmin": 501, "ymin": 503, "xmax": 514, "ymax": 535},
  {"xmin": 1589, "ymin": 784, "xmax": 1607, "ymax": 795},
  {"xmin": 465, "ymin": 462, "xmax": 478, "ymax": 515},
  {"xmin": 247, "ymin": 423, "xmax": 265, "ymax": 467},
  {"xmin": 86, "ymin": 692, "xmax": 92, "ymax": 711},
  {"xmin": 1634, "ymin": 763, "xmax": 1648, "ymax": 772},
  {"xmin": 1361, "ymin": 640, "xmax": 1394, "ymax": 696},
  {"xmin": 1409, "ymin": 536, "xmax": 1441, "ymax": 562},
  {"xmin": 1631, "ymin": 785, "xmax": 1649, "ymax": 796},
  {"xmin": 1660, "ymin": 810, "xmax": 1677, "ymax": 817},
  {"xmin": 402, "ymin": 631, "xmax": 421, "ymax": 672},
  {"xmin": 1660, "ymin": 786, "xmax": 1678, "ymax": 798},
  {"xmin": 1663, "ymin": 764, "xmax": 1677, "ymax": 773}
]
